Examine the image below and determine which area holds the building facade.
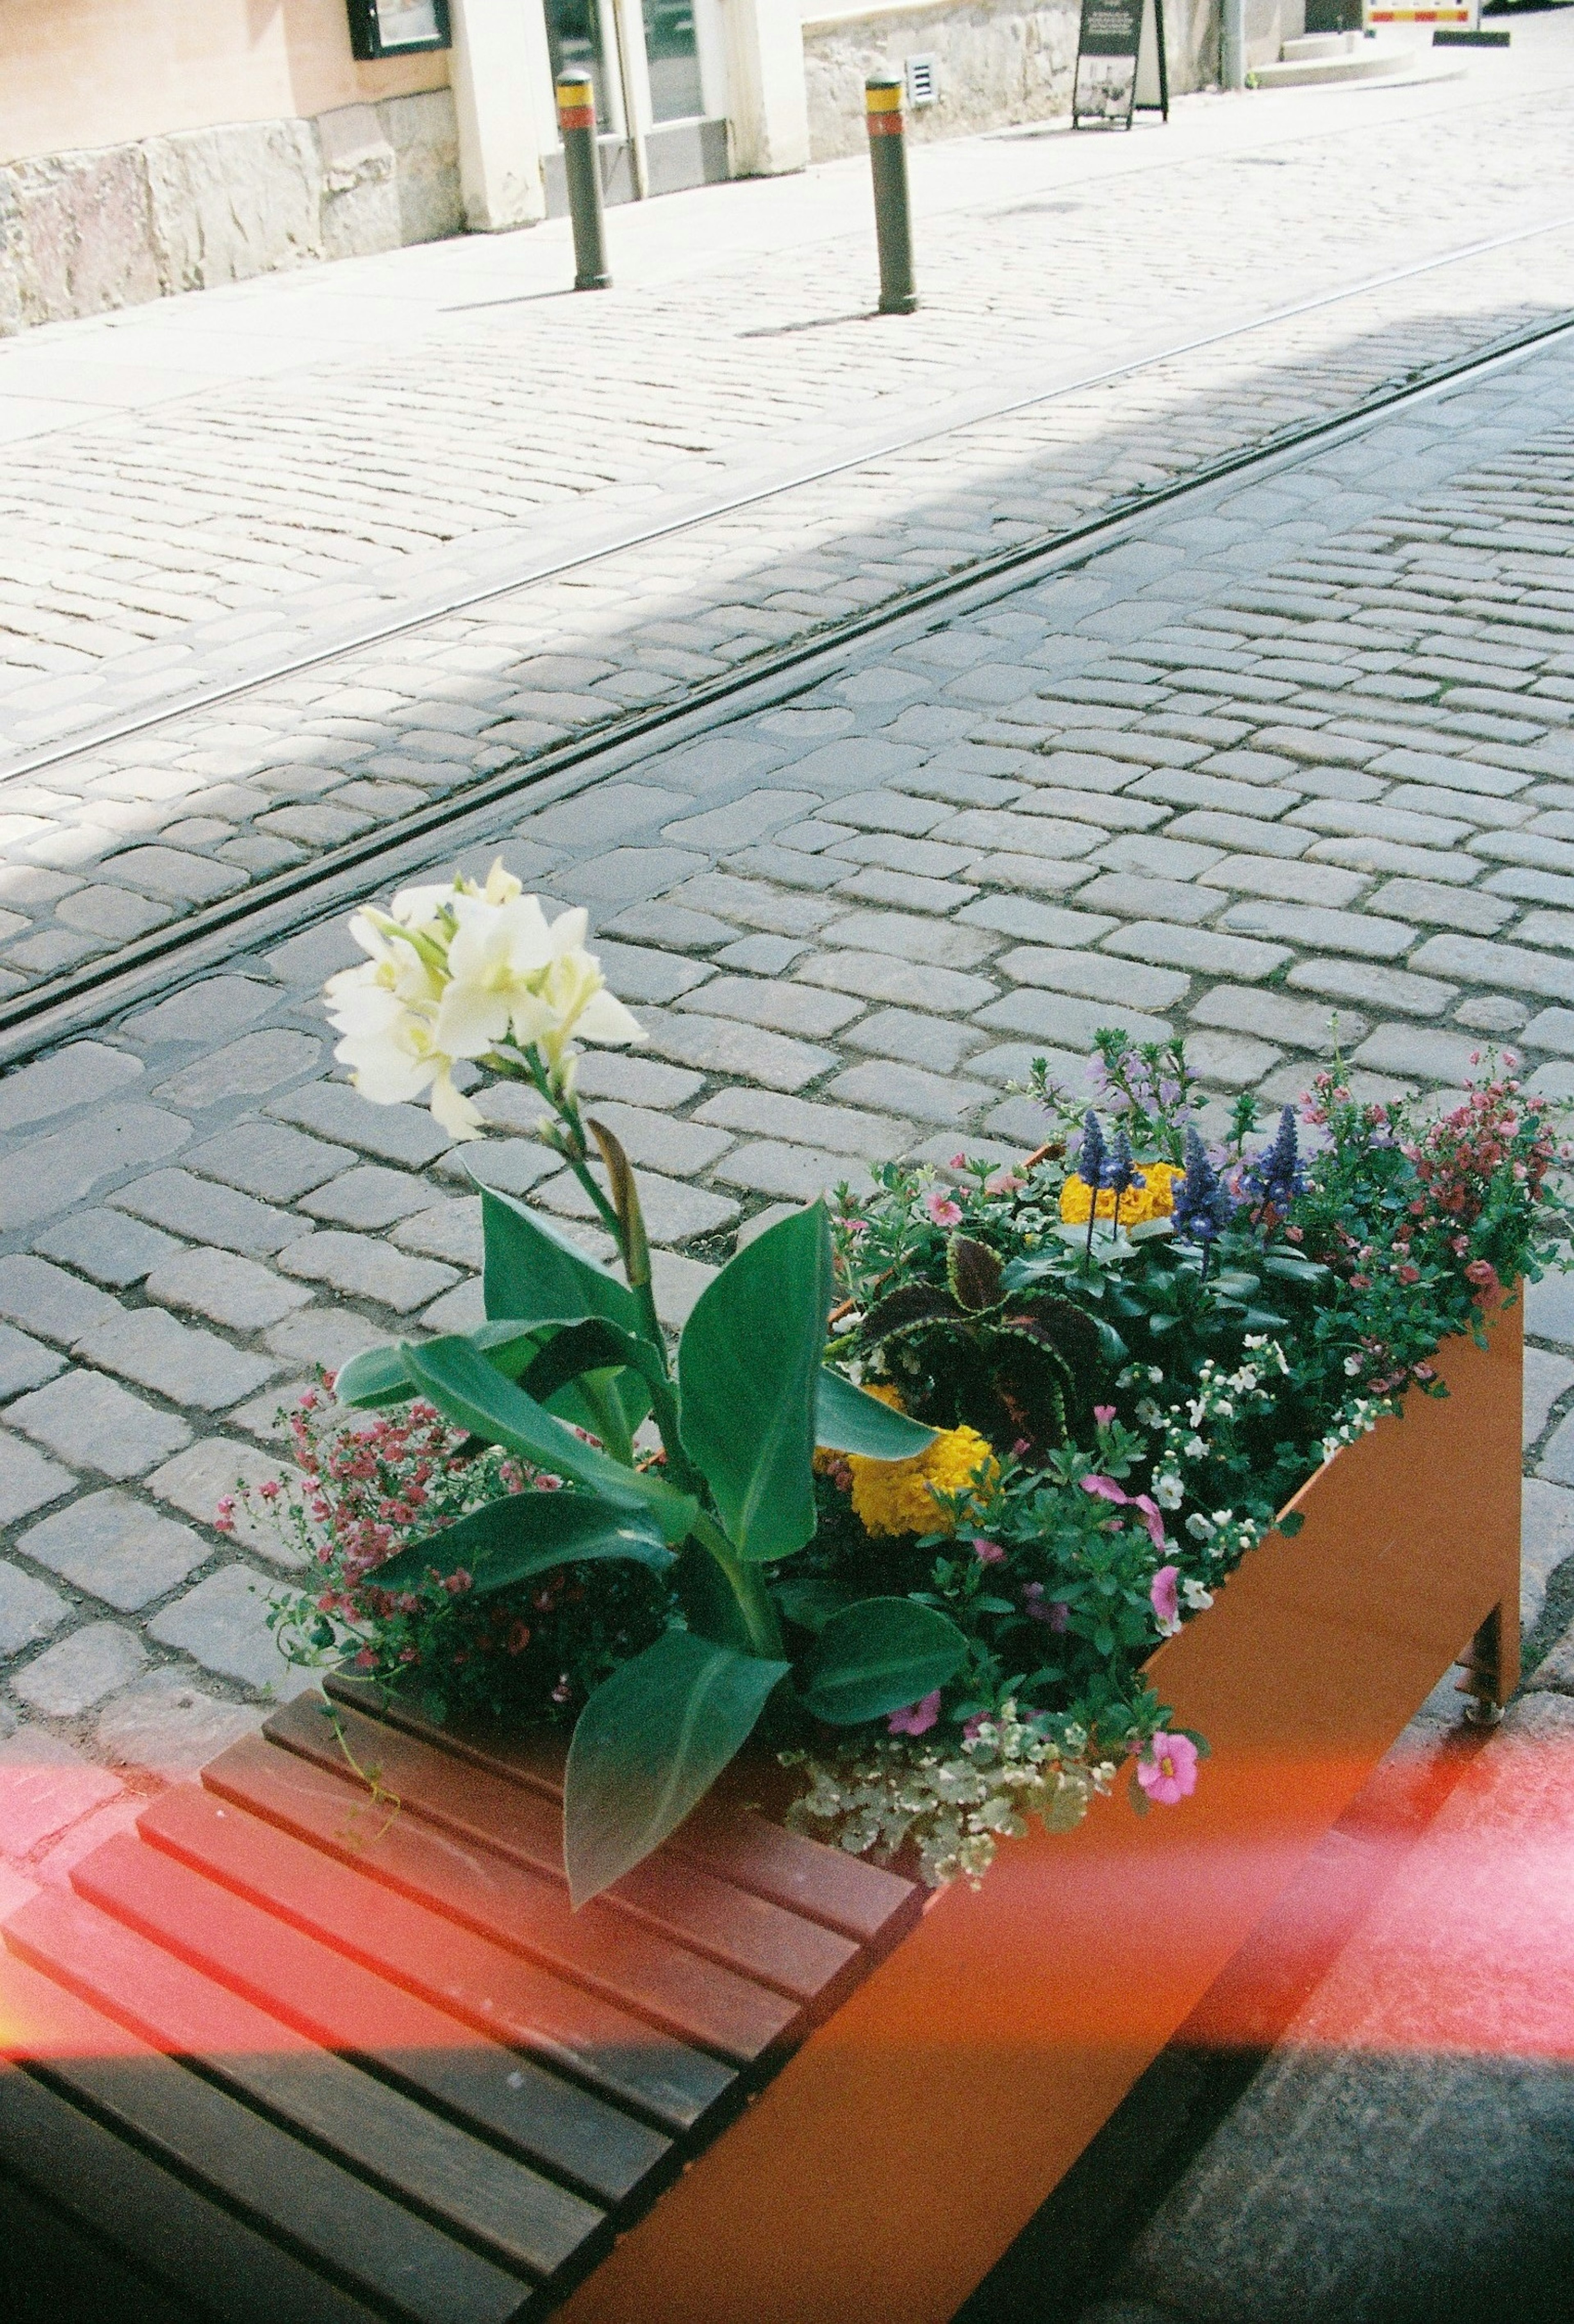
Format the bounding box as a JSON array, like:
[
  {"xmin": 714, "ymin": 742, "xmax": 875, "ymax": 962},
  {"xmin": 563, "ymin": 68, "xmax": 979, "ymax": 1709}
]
[{"xmin": 0, "ymin": 0, "xmax": 1219, "ymax": 335}]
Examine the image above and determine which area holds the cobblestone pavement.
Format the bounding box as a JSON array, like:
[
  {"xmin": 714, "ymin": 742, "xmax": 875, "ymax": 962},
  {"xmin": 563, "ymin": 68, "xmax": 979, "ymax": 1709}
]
[
  {"xmin": 4, "ymin": 28, "xmax": 1574, "ymax": 1017},
  {"xmin": 5, "ymin": 56, "xmax": 1574, "ymax": 2313}
]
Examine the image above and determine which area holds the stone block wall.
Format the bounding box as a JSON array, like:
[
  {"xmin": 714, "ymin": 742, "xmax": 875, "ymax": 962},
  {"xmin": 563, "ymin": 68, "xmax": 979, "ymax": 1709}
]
[
  {"xmin": 801, "ymin": 0, "xmax": 1220, "ymax": 160},
  {"xmin": 0, "ymin": 90, "xmax": 461, "ymax": 338}
]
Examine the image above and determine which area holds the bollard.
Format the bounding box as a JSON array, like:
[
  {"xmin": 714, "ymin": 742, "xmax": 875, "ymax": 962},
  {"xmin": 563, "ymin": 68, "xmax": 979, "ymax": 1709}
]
[
  {"xmin": 556, "ymin": 74, "xmax": 612, "ymax": 291},
  {"xmin": 864, "ymin": 75, "xmax": 917, "ymax": 316}
]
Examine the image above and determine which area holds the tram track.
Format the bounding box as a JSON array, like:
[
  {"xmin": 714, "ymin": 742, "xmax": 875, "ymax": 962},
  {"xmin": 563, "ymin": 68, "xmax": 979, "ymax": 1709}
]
[{"xmin": 5, "ymin": 262, "xmax": 1574, "ymax": 1073}]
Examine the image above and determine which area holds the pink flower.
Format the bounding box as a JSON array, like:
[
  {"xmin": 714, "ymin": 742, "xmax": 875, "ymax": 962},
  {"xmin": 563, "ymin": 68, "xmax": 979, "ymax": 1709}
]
[
  {"xmin": 962, "ymin": 1710, "xmax": 994, "ymax": 1742},
  {"xmin": 925, "ymin": 1190, "xmax": 963, "ymax": 1228},
  {"xmin": 1080, "ymin": 1474, "xmax": 1127, "ymax": 1505},
  {"xmin": 888, "ymin": 1689, "xmax": 942, "ymax": 1736},
  {"xmin": 1022, "ymin": 1583, "xmax": 1070, "ymax": 1631},
  {"xmin": 1094, "ymin": 1405, "xmax": 1117, "ymax": 1428},
  {"xmin": 949, "ymin": 1153, "xmax": 969, "ymax": 1170},
  {"xmin": 1149, "ymin": 1563, "xmax": 1181, "ymax": 1635},
  {"xmin": 1130, "ymin": 1493, "xmax": 1167, "ymax": 1554},
  {"xmin": 971, "ymin": 1536, "xmax": 1007, "ymax": 1565},
  {"xmin": 1137, "ymin": 1731, "xmax": 1199, "ymax": 1805},
  {"xmin": 986, "ymin": 1169, "xmax": 1025, "ymax": 1195}
]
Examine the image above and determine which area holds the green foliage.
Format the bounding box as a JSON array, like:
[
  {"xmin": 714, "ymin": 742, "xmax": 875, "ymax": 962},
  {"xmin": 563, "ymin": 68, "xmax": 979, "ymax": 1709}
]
[
  {"xmin": 367, "ymin": 1491, "xmax": 673, "ymax": 1597},
  {"xmin": 564, "ymin": 1630, "xmax": 789, "ymax": 1907},
  {"xmin": 482, "ymin": 1184, "xmax": 652, "ymax": 1343},
  {"xmin": 799, "ymin": 1597, "xmax": 968, "ymax": 1724},
  {"xmin": 815, "ymin": 1368, "xmax": 937, "ymax": 1457}
]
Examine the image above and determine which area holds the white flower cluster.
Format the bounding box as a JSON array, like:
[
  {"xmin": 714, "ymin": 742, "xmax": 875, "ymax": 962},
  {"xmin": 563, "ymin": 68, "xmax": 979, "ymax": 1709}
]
[
  {"xmin": 323, "ymin": 861, "xmax": 644, "ymax": 1139},
  {"xmin": 784, "ymin": 1705, "xmax": 1115, "ymax": 1887},
  {"xmin": 1316, "ymin": 1395, "xmax": 1384, "ymax": 1464},
  {"xmin": 1127, "ymin": 1344, "xmax": 1292, "ymax": 1574}
]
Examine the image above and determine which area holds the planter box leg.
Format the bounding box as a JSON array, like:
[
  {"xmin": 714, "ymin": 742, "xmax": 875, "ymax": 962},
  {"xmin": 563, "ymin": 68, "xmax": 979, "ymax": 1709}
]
[{"xmin": 1456, "ymin": 1600, "xmax": 1518, "ymax": 1725}]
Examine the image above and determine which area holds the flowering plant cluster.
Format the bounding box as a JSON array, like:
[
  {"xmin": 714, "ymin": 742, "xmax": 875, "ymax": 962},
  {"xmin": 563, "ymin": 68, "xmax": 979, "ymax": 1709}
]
[{"xmin": 246, "ymin": 866, "xmax": 1569, "ymax": 1903}]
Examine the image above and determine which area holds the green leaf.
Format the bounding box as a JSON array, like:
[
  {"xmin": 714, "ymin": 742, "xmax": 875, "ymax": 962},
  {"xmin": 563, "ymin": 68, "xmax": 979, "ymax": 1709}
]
[
  {"xmin": 677, "ymin": 1203, "xmax": 833, "ymax": 1563},
  {"xmin": 774, "ymin": 1577, "xmax": 860, "ymax": 1635},
  {"xmin": 814, "ymin": 1369, "xmax": 937, "ymax": 1459},
  {"xmin": 1127, "ymin": 1218, "xmax": 1175, "ymax": 1245},
  {"xmin": 521, "ymin": 1317, "xmax": 668, "ymax": 1409},
  {"xmin": 334, "ymin": 1343, "xmax": 418, "ymax": 1409},
  {"xmin": 1277, "ymin": 1509, "xmax": 1306, "ymax": 1538},
  {"xmin": 401, "ymin": 1337, "xmax": 696, "ymax": 1543},
  {"xmin": 564, "ymin": 1630, "xmax": 789, "ymax": 1905},
  {"xmin": 480, "ymin": 1184, "xmax": 651, "ymax": 1343},
  {"xmin": 366, "ymin": 1492, "xmax": 674, "ymax": 1597},
  {"xmin": 798, "ymin": 1597, "xmax": 967, "ymax": 1725}
]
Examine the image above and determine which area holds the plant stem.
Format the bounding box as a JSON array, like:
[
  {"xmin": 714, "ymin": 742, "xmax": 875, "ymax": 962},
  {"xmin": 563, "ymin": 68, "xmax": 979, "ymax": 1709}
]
[{"xmin": 691, "ymin": 1510, "xmax": 786, "ymax": 1659}]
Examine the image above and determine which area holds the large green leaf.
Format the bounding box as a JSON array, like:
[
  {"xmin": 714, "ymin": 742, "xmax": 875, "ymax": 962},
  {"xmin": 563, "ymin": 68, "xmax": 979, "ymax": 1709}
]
[
  {"xmin": 564, "ymin": 1630, "xmax": 789, "ymax": 1906},
  {"xmin": 400, "ymin": 1337, "xmax": 696, "ymax": 1543},
  {"xmin": 799, "ymin": 1597, "xmax": 968, "ymax": 1725},
  {"xmin": 334, "ymin": 1343, "xmax": 417, "ymax": 1410},
  {"xmin": 365, "ymin": 1491, "xmax": 673, "ymax": 1597},
  {"xmin": 677, "ymin": 1203, "xmax": 832, "ymax": 1563},
  {"xmin": 521, "ymin": 1317, "xmax": 668, "ymax": 1409},
  {"xmin": 815, "ymin": 1369, "xmax": 937, "ymax": 1459},
  {"xmin": 481, "ymin": 1184, "xmax": 651, "ymax": 1342}
]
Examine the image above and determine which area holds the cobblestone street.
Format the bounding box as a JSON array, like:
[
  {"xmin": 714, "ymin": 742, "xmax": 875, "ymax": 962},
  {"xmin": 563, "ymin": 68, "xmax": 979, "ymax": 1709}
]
[{"xmin": 5, "ymin": 25, "xmax": 1574, "ymax": 2319}]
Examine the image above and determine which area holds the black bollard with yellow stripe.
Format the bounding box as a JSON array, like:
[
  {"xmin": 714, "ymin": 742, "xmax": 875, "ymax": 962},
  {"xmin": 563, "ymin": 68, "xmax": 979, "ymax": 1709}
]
[
  {"xmin": 864, "ymin": 75, "xmax": 917, "ymax": 315},
  {"xmin": 556, "ymin": 74, "xmax": 612, "ymax": 291}
]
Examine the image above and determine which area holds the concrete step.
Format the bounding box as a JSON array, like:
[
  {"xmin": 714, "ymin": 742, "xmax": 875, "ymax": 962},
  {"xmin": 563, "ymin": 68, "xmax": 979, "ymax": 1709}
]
[{"xmin": 1252, "ymin": 40, "xmax": 1460, "ymax": 86}]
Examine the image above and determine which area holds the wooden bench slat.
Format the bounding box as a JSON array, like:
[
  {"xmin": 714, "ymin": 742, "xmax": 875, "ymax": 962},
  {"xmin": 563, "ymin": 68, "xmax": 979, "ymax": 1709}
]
[
  {"xmin": 275, "ymin": 1695, "xmax": 862, "ymax": 1999},
  {"xmin": 143, "ymin": 1779, "xmax": 796, "ymax": 2068},
  {"xmin": 0, "ymin": 2058, "xmax": 389, "ymax": 2324},
  {"xmin": 325, "ymin": 1676, "xmax": 923, "ymax": 1945},
  {"xmin": 9, "ymin": 1885, "xmax": 669, "ymax": 2210},
  {"xmin": 73, "ymin": 1829, "xmax": 732, "ymax": 2135},
  {"xmin": 0, "ymin": 1947, "xmax": 535, "ymax": 2324},
  {"xmin": 8, "ymin": 1889, "xmax": 628, "ymax": 2259},
  {"xmin": 215, "ymin": 1724, "xmax": 839, "ymax": 2049}
]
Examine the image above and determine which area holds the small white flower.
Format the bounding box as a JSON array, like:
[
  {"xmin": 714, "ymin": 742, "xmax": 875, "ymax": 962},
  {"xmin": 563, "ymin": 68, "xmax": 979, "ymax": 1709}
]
[
  {"xmin": 1135, "ymin": 1397, "xmax": 1162, "ymax": 1429},
  {"xmin": 1344, "ymin": 1353, "xmax": 1364, "ymax": 1376},
  {"xmin": 1153, "ymin": 1472, "xmax": 1184, "ymax": 1509},
  {"xmin": 1183, "ymin": 1434, "xmax": 1206, "ymax": 1461},
  {"xmin": 1182, "ymin": 1577, "xmax": 1214, "ymax": 1611},
  {"xmin": 1185, "ymin": 1512, "xmax": 1216, "ymax": 1540}
]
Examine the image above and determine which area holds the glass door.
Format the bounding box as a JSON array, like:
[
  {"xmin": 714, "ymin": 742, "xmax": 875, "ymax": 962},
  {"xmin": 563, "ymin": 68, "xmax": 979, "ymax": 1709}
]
[{"xmin": 641, "ymin": 0, "xmax": 703, "ymax": 122}]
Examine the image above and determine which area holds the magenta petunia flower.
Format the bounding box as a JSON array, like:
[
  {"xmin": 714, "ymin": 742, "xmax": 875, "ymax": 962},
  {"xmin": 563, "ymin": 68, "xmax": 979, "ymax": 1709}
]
[
  {"xmin": 1080, "ymin": 1473, "xmax": 1127, "ymax": 1505},
  {"xmin": 1130, "ymin": 1493, "xmax": 1167, "ymax": 1553},
  {"xmin": 971, "ymin": 1536, "xmax": 1007, "ymax": 1565},
  {"xmin": 1149, "ymin": 1563, "xmax": 1181, "ymax": 1633},
  {"xmin": 1093, "ymin": 1405, "xmax": 1117, "ymax": 1427},
  {"xmin": 925, "ymin": 1190, "xmax": 963, "ymax": 1227},
  {"xmin": 888, "ymin": 1689, "xmax": 942, "ymax": 1736},
  {"xmin": 1022, "ymin": 1583, "xmax": 1070, "ymax": 1631},
  {"xmin": 1137, "ymin": 1731, "xmax": 1199, "ymax": 1805}
]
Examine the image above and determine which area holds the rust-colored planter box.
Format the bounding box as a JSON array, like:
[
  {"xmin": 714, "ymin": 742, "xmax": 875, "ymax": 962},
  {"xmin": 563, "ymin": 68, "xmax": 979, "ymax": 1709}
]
[{"xmin": 0, "ymin": 1305, "xmax": 1521, "ymax": 2324}]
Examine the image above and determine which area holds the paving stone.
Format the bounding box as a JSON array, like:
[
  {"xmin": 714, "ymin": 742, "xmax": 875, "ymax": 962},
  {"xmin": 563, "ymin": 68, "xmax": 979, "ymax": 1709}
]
[
  {"xmin": 123, "ymin": 975, "xmax": 276, "ymax": 1046},
  {"xmin": 7, "ymin": 1369, "xmax": 191, "ymax": 1481},
  {"xmin": 1349, "ymin": 1025, "xmax": 1484, "ymax": 1083},
  {"xmin": 32, "ymin": 1207, "xmax": 182, "ymax": 1287},
  {"xmin": 692, "ymin": 1087, "xmax": 912, "ymax": 1161},
  {"xmin": 572, "ymin": 1054, "xmax": 706, "ymax": 1107},
  {"xmin": 636, "ymin": 1009, "xmax": 836, "ymax": 1091},
  {"xmin": 573, "ymin": 1101, "xmax": 732, "ymax": 1175},
  {"xmin": 276, "ymin": 1231, "xmax": 458, "ymax": 1312},
  {"xmin": 1099, "ymin": 922, "xmax": 1289, "ymax": 979},
  {"xmin": 650, "ymin": 1249, "xmax": 717, "ymax": 1329},
  {"xmin": 673, "ymin": 872, "xmax": 836, "ymax": 938},
  {"xmin": 976, "ymin": 990, "xmax": 1174, "ymax": 1048},
  {"xmin": 0, "ymin": 1322, "xmax": 65, "ymax": 1399},
  {"xmin": 1456, "ymin": 993, "xmax": 1530, "ymax": 1035},
  {"xmin": 825, "ymin": 1059, "xmax": 992, "ymax": 1126},
  {"xmin": 997, "ymin": 945, "xmax": 1188, "ymax": 1010},
  {"xmin": 0, "ymin": 1428, "xmax": 76, "ymax": 1526},
  {"xmin": 1074, "ymin": 873, "xmax": 1218, "ymax": 924},
  {"xmin": 145, "ymin": 1245, "xmax": 311, "ymax": 1331},
  {"xmin": 1184, "ymin": 1028, "xmax": 1284, "ymax": 1088},
  {"xmin": 954, "ymin": 897, "xmax": 1116, "ymax": 949},
  {"xmin": 603, "ymin": 900, "xmax": 735, "ymax": 950},
  {"xmin": 0, "ymin": 1041, "xmax": 141, "ymax": 1134},
  {"xmin": 181, "ymin": 1120, "xmax": 355, "ymax": 1201},
  {"xmin": 392, "ymin": 1197, "xmax": 484, "ymax": 1268},
  {"xmin": 17, "ymin": 1490, "xmax": 206, "ymax": 1612},
  {"xmin": 0, "ymin": 1729, "xmax": 123, "ymax": 1858},
  {"xmin": 0, "ymin": 1104, "xmax": 192, "ymax": 1232},
  {"xmin": 268, "ymin": 1079, "xmax": 453, "ymax": 1165},
  {"xmin": 156, "ymin": 1029, "xmax": 321, "ymax": 1111},
  {"xmin": 11, "ymin": 1623, "xmax": 146, "ymax": 1717},
  {"xmin": 145, "ymin": 1438, "xmax": 307, "ymax": 1565},
  {"xmin": 73, "ymin": 1307, "xmax": 278, "ymax": 1412},
  {"xmin": 96, "ymin": 1667, "xmax": 265, "ymax": 1780},
  {"xmin": 684, "ymin": 975, "xmax": 864, "ymax": 1038},
  {"xmin": 715, "ymin": 1142, "xmax": 877, "ymax": 1203},
  {"xmin": 839, "ymin": 1009, "xmax": 986, "ymax": 1072},
  {"xmin": 792, "ymin": 950, "xmax": 996, "ymax": 1014},
  {"xmin": 1285, "ymin": 958, "xmax": 1456, "ymax": 1018},
  {"xmin": 420, "ymin": 1277, "xmax": 486, "ymax": 1333},
  {"xmin": 1369, "ymin": 878, "xmax": 1516, "ymax": 934},
  {"xmin": 1192, "ymin": 986, "xmax": 1358, "ymax": 1052},
  {"xmin": 819, "ymin": 908, "xmax": 996, "ymax": 969},
  {"xmin": 1409, "ymin": 933, "xmax": 1574, "ymax": 1004},
  {"xmin": 0, "ymin": 1561, "xmax": 68, "ymax": 1657},
  {"xmin": 1523, "ymin": 1345, "xmax": 1574, "ymax": 1449},
  {"xmin": 109, "ymin": 1167, "xmax": 302, "ymax": 1255},
  {"xmin": 106, "ymin": 847, "xmax": 248, "ymax": 905},
  {"xmin": 712, "ymin": 934, "xmax": 807, "ymax": 975},
  {"xmin": 1524, "ymin": 1477, "xmax": 1574, "ymax": 1631},
  {"xmin": 0, "ymin": 1256, "xmax": 119, "ymax": 1347},
  {"xmin": 1219, "ymin": 903, "xmax": 1415, "ymax": 959},
  {"xmin": 539, "ymin": 1165, "xmax": 738, "ymax": 1244},
  {"xmin": 263, "ymin": 1308, "xmax": 391, "ymax": 1374},
  {"xmin": 299, "ymin": 1163, "xmax": 432, "ymax": 1229},
  {"xmin": 1521, "ymin": 1006, "xmax": 1574, "ymax": 1057},
  {"xmin": 148, "ymin": 1562, "xmax": 316, "ymax": 1699},
  {"xmin": 591, "ymin": 937, "xmax": 713, "ymax": 1002}
]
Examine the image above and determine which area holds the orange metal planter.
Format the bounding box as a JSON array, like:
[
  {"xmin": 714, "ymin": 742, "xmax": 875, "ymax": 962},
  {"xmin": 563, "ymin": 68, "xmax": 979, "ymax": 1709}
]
[{"xmin": 557, "ymin": 1300, "xmax": 1522, "ymax": 2324}]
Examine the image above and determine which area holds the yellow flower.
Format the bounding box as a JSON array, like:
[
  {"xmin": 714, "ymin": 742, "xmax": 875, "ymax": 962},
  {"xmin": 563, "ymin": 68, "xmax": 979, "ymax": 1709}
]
[
  {"xmin": 1060, "ymin": 1159, "xmax": 1179, "ymax": 1229},
  {"xmin": 848, "ymin": 1424, "xmax": 1000, "ymax": 1538}
]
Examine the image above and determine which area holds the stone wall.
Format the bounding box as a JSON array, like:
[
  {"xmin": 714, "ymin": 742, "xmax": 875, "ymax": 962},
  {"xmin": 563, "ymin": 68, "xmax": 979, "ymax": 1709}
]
[
  {"xmin": 801, "ymin": 0, "xmax": 1220, "ymax": 160},
  {"xmin": 0, "ymin": 90, "xmax": 462, "ymax": 338}
]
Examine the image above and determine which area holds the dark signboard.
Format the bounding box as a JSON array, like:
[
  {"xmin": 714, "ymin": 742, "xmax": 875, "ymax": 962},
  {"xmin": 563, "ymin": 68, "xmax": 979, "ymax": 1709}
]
[
  {"xmin": 1073, "ymin": 0, "xmax": 1169, "ymax": 127},
  {"xmin": 347, "ymin": 0, "xmax": 453, "ymax": 60}
]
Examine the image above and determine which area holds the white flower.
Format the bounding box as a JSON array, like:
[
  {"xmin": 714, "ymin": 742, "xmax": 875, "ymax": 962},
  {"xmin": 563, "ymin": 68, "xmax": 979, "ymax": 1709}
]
[
  {"xmin": 1153, "ymin": 1472, "xmax": 1184, "ymax": 1509},
  {"xmin": 1343, "ymin": 1353, "xmax": 1364, "ymax": 1376},
  {"xmin": 1182, "ymin": 1578, "xmax": 1214, "ymax": 1611},
  {"xmin": 1183, "ymin": 1434, "xmax": 1207, "ymax": 1461},
  {"xmin": 1185, "ymin": 1512, "xmax": 1215, "ymax": 1540}
]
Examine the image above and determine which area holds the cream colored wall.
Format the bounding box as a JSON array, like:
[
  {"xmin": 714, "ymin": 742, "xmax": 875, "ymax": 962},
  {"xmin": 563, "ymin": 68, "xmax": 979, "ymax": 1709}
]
[{"xmin": 0, "ymin": 0, "xmax": 450, "ymax": 166}]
